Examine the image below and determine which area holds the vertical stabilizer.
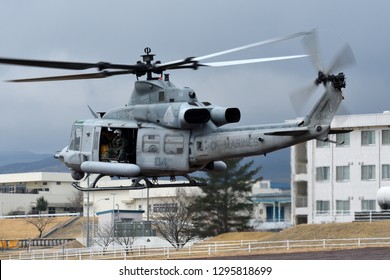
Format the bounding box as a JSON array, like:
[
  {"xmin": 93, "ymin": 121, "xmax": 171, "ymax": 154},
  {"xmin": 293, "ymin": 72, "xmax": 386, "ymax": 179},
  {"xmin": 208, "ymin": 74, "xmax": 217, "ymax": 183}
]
[{"xmin": 304, "ymin": 85, "xmax": 343, "ymax": 127}]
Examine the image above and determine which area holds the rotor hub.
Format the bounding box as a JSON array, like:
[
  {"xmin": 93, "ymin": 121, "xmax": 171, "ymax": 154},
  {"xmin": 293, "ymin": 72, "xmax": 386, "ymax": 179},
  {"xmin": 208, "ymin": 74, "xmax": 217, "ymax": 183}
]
[{"xmin": 315, "ymin": 71, "xmax": 346, "ymax": 92}]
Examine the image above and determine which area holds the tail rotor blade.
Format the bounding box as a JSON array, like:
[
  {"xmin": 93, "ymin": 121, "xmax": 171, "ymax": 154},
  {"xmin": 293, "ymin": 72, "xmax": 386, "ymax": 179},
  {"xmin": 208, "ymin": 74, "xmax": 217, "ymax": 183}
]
[
  {"xmin": 302, "ymin": 29, "xmax": 324, "ymax": 71},
  {"xmin": 290, "ymin": 81, "xmax": 318, "ymax": 115},
  {"xmin": 326, "ymin": 43, "xmax": 356, "ymax": 75}
]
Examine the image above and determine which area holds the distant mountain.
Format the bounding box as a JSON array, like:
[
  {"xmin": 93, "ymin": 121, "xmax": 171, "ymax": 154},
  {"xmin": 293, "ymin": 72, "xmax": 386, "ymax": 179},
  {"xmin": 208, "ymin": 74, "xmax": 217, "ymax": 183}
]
[
  {"xmin": 0, "ymin": 151, "xmax": 68, "ymax": 174},
  {"xmin": 0, "ymin": 150, "xmax": 54, "ymax": 167}
]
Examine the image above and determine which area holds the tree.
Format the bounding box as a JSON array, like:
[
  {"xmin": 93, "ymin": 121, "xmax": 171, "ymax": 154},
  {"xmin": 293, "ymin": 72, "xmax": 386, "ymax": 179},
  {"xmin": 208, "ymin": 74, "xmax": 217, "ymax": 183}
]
[
  {"xmin": 114, "ymin": 222, "xmax": 137, "ymax": 255},
  {"xmin": 95, "ymin": 221, "xmax": 114, "ymax": 253},
  {"xmin": 67, "ymin": 190, "xmax": 83, "ymax": 214},
  {"xmin": 192, "ymin": 158, "xmax": 261, "ymax": 237},
  {"xmin": 25, "ymin": 216, "xmax": 54, "ymax": 238},
  {"xmin": 35, "ymin": 196, "xmax": 48, "ymax": 213},
  {"xmin": 152, "ymin": 189, "xmax": 198, "ymax": 249}
]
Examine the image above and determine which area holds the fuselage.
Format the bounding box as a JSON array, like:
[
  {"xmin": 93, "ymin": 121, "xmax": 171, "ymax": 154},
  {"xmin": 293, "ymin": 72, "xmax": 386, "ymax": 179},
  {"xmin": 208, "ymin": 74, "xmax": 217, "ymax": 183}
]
[{"xmin": 56, "ymin": 79, "xmax": 342, "ymax": 181}]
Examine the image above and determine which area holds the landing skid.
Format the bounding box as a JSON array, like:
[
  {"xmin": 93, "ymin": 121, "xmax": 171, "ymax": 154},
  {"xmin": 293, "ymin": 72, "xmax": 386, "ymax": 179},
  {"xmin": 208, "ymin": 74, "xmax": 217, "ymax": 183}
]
[{"xmin": 71, "ymin": 174, "xmax": 206, "ymax": 192}]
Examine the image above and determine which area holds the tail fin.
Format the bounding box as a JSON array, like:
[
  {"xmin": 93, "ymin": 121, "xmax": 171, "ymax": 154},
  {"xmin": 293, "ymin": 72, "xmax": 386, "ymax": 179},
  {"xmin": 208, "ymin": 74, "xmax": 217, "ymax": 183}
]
[{"xmin": 303, "ymin": 85, "xmax": 343, "ymax": 127}]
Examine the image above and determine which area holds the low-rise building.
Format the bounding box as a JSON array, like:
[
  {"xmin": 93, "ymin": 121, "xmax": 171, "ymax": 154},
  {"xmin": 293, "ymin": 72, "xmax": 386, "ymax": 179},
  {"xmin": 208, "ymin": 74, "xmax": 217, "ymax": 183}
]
[
  {"xmin": 0, "ymin": 172, "xmax": 76, "ymax": 215},
  {"xmin": 251, "ymin": 181, "xmax": 291, "ymax": 230}
]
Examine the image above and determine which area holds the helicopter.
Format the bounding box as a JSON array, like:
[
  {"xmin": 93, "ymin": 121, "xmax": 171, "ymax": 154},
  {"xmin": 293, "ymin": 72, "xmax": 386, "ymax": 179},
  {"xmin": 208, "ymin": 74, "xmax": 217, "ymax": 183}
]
[{"xmin": 0, "ymin": 30, "xmax": 355, "ymax": 190}]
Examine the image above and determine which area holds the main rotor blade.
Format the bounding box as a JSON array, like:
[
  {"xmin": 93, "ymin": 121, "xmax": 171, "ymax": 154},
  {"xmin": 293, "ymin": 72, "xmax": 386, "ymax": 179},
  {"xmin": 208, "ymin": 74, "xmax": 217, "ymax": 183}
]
[
  {"xmin": 198, "ymin": 54, "xmax": 309, "ymax": 67},
  {"xmin": 0, "ymin": 57, "xmax": 139, "ymax": 71},
  {"xmin": 157, "ymin": 31, "xmax": 311, "ymax": 70},
  {"xmin": 6, "ymin": 70, "xmax": 134, "ymax": 82},
  {"xmin": 196, "ymin": 31, "xmax": 310, "ymax": 61}
]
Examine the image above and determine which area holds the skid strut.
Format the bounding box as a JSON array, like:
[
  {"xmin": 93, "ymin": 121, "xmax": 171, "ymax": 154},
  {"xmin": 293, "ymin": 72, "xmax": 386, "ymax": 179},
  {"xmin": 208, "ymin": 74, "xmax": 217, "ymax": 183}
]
[{"xmin": 71, "ymin": 174, "xmax": 206, "ymax": 191}]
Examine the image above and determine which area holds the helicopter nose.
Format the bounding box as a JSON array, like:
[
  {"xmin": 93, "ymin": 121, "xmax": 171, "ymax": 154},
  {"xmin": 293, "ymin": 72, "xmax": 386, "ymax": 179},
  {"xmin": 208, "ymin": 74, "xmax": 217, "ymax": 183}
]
[{"xmin": 54, "ymin": 146, "xmax": 67, "ymax": 161}]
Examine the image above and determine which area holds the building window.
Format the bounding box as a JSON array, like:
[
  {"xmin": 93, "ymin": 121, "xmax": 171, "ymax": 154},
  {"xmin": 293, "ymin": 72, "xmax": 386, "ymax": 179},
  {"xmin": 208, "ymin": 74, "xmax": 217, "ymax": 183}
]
[
  {"xmin": 361, "ymin": 165, "xmax": 376, "ymax": 180},
  {"xmin": 382, "ymin": 130, "xmax": 390, "ymax": 145},
  {"xmin": 152, "ymin": 203, "xmax": 178, "ymax": 213},
  {"xmin": 336, "ymin": 200, "xmax": 350, "ymax": 214},
  {"xmin": 336, "ymin": 166, "xmax": 350, "ymax": 181},
  {"xmin": 316, "ymin": 166, "xmax": 330, "ymax": 181},
  {"xmin": 382, "ymin": 164, "xmax": 390, "ymax": 180},
  {"xmin": 361, "ymin": 200, "xmax": 376, "ymax": 211},
  {"xmin": 361, "ymin": 130, "xmax": 375, "ymax": 146},
  {"xmin": 316, "ymin": 140, "xmax": 330, "ymax": 148},
  {"xmin": 336, "ymin": 133, "xmax": 350, "ymax": 146},
  {"xmin": 316, "ymin": 200, "xmax": 330, "ymax": 214},
  {"xmin": 48, "ymin": 207, "xmax": 56, "ymax": 214}
]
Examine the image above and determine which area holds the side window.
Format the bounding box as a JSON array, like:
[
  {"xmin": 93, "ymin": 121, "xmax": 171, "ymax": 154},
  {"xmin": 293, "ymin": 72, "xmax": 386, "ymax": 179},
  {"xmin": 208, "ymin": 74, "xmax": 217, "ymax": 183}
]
[
  {"xmin": 336, "ymin": 166, "xmax": 350, "ymax": 181},
  {"xmin": 382, "ymin": 129, "xmax": 390, "ymax": 145},
  {"xmin": 361, "ymin": 130, "xmax": 375, "ymax": 146},
  {"xmin": 164, "ymin": 135, "xmax": 184, "ymax": 154},
  {"xmin": 316, "ymin": 200, "xmax": 330, "ymax": 214},
  {"xmin": 69, "ymin": 125, "xmax": 82, "ymax": 151},
  {"xmin": 316, "ymin": 166, "xmax": 330, "ymax": 181},
  {"xmin": 361, "ymin": 165, "xmax": 376, "ymax": 180},
  {"xmin": 382, "ymin": 164, "xmax": 390, "ymax": 180},
  {"xmin": 142, "ymin": 135, "xmax": 160, "ymax": 153},
  {"xmin": 336, "ymin": 133, "xmax": 350, "ymax": 146},
  {"xmin": 316, "ymin": 140, "xmax": 330, "ymax": 148}
]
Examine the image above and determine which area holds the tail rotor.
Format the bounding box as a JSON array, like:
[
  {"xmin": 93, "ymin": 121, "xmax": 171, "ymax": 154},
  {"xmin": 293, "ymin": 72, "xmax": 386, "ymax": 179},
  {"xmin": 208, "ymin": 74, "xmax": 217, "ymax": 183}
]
[{"xmin": 290, "ymin": 29, "xmax": 356, "ymax": 115}]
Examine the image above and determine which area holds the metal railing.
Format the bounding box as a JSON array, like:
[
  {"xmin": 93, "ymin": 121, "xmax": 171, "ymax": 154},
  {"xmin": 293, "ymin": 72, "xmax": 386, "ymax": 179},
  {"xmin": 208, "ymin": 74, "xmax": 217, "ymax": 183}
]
[
  {"xmin": 313, "ymin": 210, "xmax": 390, "ymax": 223},
  {"xmin": 0, "ymin": 213, "xmax": 80, "ymax": 219},
  {"xmin": 2, "ymin": 236, "xmax": 390, "ymax": 260}
]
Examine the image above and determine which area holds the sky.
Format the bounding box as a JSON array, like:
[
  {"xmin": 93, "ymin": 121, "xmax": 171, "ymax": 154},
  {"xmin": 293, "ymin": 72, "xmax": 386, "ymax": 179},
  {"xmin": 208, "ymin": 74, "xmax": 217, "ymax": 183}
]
[{"xmin": 0, "ymin": 0, "xmax": 389, "ymax": 154}]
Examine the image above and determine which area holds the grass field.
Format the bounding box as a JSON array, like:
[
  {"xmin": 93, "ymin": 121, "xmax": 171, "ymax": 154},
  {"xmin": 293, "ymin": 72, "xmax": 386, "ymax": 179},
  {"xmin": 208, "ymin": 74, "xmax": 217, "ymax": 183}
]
[
  {"xmin": 198, "ymin": 221, "xmax": 390, "ymax": 243},
  {"xmin": 0, "ymin": 216, "xmax": 75, "ymax": 239},
  {"xmin": 1, "ymin": 217, "xmax": 390, "ymax": 244}
]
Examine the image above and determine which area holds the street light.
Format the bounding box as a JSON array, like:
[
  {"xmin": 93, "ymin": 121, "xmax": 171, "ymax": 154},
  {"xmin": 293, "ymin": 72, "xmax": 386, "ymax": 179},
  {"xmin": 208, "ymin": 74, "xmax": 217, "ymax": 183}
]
[
  {"xmin": 90, "ymin": 197, "xmax": 109, "ymax": 247},
  {"xmin": 93, "ymin": 197, "xmax": 110, "ymax": 216},
  {"xmin": 110, "ymin": 193, "xmax": 116, "ymax": 241}
]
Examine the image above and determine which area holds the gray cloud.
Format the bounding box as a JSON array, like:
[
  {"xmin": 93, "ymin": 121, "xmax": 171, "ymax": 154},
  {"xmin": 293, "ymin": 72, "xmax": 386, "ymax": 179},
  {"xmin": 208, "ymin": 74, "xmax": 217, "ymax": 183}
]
[{"xmin": 0, "ymin": 0, "xmax": 389, "ymax": 153}]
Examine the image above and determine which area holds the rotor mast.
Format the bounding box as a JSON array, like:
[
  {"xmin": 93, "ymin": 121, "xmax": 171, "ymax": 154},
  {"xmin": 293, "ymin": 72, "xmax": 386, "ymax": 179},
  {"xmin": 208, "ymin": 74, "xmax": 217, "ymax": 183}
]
[{"xmin": 140, "ymin": 47, "xmax": 161, "ymax": 80}]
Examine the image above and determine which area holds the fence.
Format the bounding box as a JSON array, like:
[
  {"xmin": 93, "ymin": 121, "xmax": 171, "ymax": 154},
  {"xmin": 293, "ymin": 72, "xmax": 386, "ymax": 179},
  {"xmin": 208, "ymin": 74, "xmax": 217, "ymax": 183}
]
[
  {"xmin": 0, "ymin": 212, "xmax": 80, "ymax": 219},
  {"xmin": 0, "ymin": 238, "xmax": 76, "ymax": 249},
  {"xmin": 2, "ymin": 236, "xmax": 390, "ymax": 260},
  {"xmin": 313, "ymin": 210, "xmax": 390, "ymax": 223}
]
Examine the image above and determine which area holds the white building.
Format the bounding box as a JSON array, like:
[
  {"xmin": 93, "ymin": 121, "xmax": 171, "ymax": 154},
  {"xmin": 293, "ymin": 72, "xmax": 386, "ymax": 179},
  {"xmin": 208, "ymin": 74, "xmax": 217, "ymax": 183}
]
[
  {"xmin": 0, "ymin": 172, "xmax": 76, "ymax": 215},
  {"xmin": 83, "ymin": 179, "xmax": 201, "ymax": 221},
  {"xmin": 291, "ymin": 111, "xmax": 390, "ymax": 225}
]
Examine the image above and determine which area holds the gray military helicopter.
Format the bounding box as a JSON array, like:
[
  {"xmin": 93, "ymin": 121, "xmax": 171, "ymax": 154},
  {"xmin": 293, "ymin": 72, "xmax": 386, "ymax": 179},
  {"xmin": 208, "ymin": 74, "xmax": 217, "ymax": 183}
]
[{"xmin": 0, "ymin": 30, "xmax": 355, "ymax": 190}]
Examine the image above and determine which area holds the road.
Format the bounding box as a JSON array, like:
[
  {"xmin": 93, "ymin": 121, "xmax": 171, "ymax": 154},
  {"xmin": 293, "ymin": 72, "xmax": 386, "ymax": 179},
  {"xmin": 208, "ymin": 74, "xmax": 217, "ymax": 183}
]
[{"xmin": 193, "ymin": 247, "xmax": 390, "ymax": 260}]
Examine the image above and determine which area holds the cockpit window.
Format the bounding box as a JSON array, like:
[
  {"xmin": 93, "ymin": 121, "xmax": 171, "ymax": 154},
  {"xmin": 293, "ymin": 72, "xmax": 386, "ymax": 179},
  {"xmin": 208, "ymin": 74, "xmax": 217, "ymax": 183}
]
[{"xmin": 69, "ymin": 125, "xmax": 82, "ymax": 151}]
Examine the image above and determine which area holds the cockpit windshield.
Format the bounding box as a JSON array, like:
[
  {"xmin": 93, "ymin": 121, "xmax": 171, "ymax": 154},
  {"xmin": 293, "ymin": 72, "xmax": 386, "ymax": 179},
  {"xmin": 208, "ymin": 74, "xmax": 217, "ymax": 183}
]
[{"xmin": 69, "ymin": 125, "xmax": 82, "ymax": 151}]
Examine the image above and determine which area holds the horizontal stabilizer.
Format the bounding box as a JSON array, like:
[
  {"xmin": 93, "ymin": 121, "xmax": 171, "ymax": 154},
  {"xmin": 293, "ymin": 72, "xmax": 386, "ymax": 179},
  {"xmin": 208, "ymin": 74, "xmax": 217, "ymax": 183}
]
[{"xmin": 328, "ymin": 129, "xmax": 353, "ymax": 134}]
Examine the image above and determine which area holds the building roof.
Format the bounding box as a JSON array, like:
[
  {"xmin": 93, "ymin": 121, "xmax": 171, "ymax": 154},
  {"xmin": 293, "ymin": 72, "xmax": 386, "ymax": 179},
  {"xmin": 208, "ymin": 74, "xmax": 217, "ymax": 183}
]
[
  {"xmin": 96, "ymin": 209, "xmax": 145, "ymax": 216},
  {"xmin": 251, "ymin": 191, "xmax": 291, "ymax": 203},
  {"xmin": 332, "ymin": 111, "xmax": 390, "ymax": 129},
  {"xmin": 0, "ymin": 172, "xmax": 74, "ymax": 184}
]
